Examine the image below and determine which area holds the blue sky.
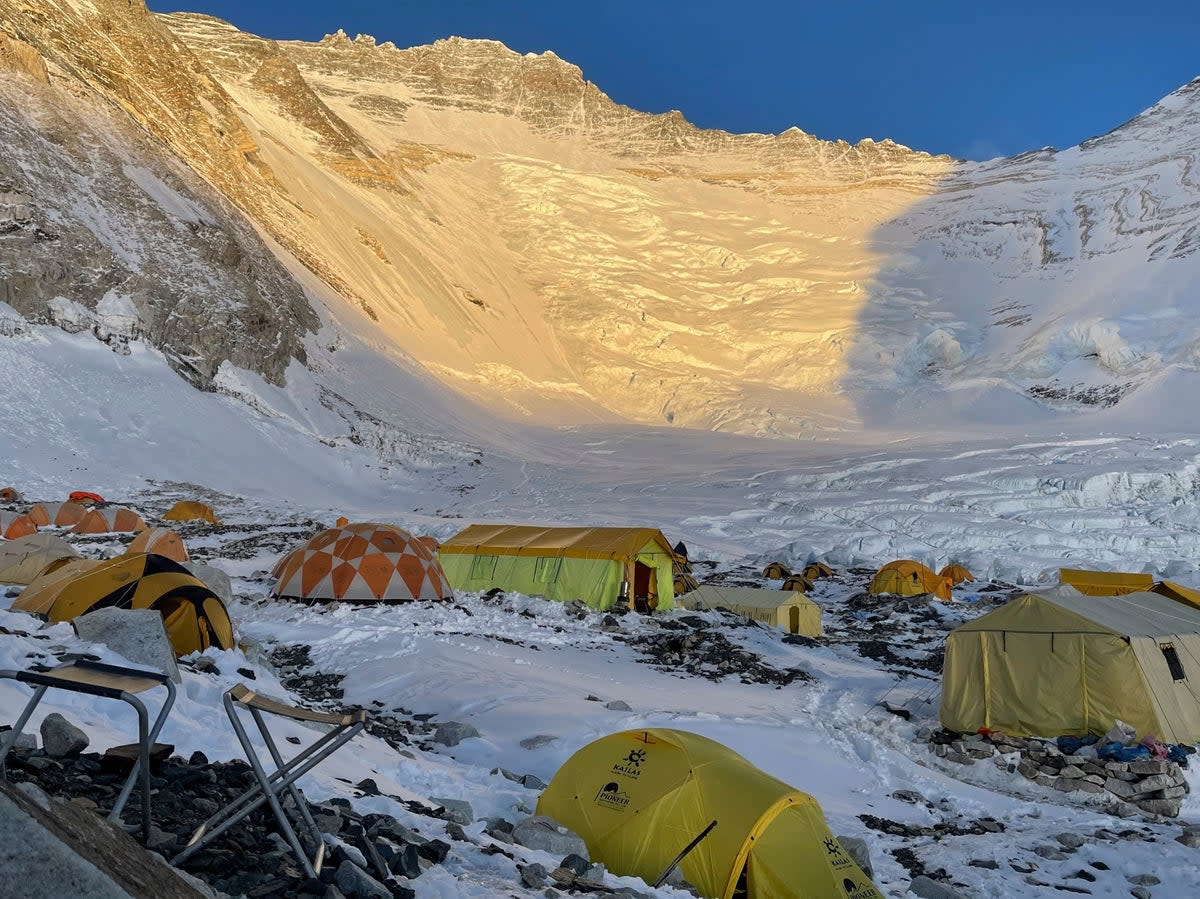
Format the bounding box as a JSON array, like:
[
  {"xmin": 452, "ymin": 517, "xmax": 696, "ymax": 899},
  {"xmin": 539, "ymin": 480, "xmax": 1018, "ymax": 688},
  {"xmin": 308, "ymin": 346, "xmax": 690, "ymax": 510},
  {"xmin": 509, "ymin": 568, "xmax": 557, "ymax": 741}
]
[{"xmin": 149, "ymin": 1, "xmax": 1200, "ymax": 160}]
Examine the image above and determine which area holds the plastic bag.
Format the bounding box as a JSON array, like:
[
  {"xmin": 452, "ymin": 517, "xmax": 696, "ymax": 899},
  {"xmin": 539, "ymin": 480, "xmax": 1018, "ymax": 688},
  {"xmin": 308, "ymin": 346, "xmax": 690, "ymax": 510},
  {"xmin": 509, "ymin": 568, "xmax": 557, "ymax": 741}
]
[{"xmin": 1103, "ymin": 720, "xmax": 1138, "ymax": 746}]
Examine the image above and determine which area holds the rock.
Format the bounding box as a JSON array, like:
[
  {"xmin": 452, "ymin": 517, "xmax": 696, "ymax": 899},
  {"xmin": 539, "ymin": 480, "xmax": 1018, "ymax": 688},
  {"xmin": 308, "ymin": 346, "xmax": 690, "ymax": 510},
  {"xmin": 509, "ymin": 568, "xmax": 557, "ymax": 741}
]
[
  {"xmin": 945, "ymin": 751, "xmax": 974, "ymax": 765},
  {"xmin": 1136, "ymin": 797, "xmax": 1182, "ymax": 817},
  {"xmin": 520, "ymin": 735, "xmax": 558, "ymax": 750},
  {"xmin": 1176, "ymin": 830, "xmax": 1200, "ymax": 848},
  {"xmin": 512, "ymin": 816, "xmax": 588, "ymax": 859},
  {"xmin": 522, "ymin": 774, "xmax": 548, "ymax": 791},
  {"xmin": 603, "ymin": 700, "xmax": 631, "ymax": 711},
  {"xmin": 431, "ymin": 798, "xmax": 474, "ymax": 825},
  {"xmin": 1135, "ymin": 773, "xmax": 1182, "ymax": 792},
  {"xmin": 186, "ymin": 562, "xmax": 234, "ymax": 605},
  {"xmin": 416, "ymin": 839, "xmax": 450, "ymax": 864},
  {"xmin": 520, "ymin": 863, "xmax": 548, "ymax": 888},
  {"xmin": 1059, "ymin": 765, "xmax": 1085, "ymax": 779},
  {"xmin": 6, "ymin": 733, "xmax": 37, "ymax": 752},
  {"xmin": 836, "ymin": 835, "xmax": 873, "ymax": 879},
  {"xmin": 73, "ymin": 608, "xmax": 180, "ymax": 682},
  {"xmin": 380, "ymin": 842, "xmax": 420, "ymax": 879},
  {"xmin": 444, "ymin": 823, "xmax": 468, "ymax": 842},
  {"xmin": 146, "ymin": 825, "xmax": 177, "ymax": 851},
  {"xmin": 433, "ymin": 722, "xmax": 480, "ymax": 747},
  {"xmin": 1127, "ymin": 874, "xmax": 1161, "ymax": 885},
  {"xmin": 1034, "ymin": 846, "xmax": 1067, "ymax": 861},
  {"xmin": 1105, "ymin": 777, "xmax": 1142, "ymax": 800},
  {"xmin": 1130, "ymin": 889, "xmax": 1151, "ymax": 899},
  {"xmin": 891, "ymin": 790, "xmax": 924, "ymax": 804},
  {"xmin": 355, "ymin": 778, "xmax": 379, "ymax": 796},
  {"xmin": 1056, "ymin": 833, "xmax": 1086, "ymax": 850},
  {"xmin": 333, "ymin": 860, "xmax": 391, "ymax": 899},
  {"xmin": 1129, "ymin": 759, "xmax": 1170, "ymax": 776},
  {"xmin": 40, "ymin": 713, "xmax": 88, "ymax": 757},
  {"xmin": 13, "ymin": 782, "xmax": 50, "ymax": 810},
  {"xmin": 908, "ymin": 875, "xmax": 964, "ymax": 898},
  {"xmin": 968, "ymin": 859, "xmax": 999, "ymax": 869}
]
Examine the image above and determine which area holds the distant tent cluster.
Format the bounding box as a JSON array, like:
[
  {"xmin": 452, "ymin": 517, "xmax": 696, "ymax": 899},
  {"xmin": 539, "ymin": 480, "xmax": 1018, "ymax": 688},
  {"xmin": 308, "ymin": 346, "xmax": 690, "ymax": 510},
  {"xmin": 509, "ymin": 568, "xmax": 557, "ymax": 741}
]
[{"xmin": 1, "ymin": 490, "xmax": 231, "ymax": 657}]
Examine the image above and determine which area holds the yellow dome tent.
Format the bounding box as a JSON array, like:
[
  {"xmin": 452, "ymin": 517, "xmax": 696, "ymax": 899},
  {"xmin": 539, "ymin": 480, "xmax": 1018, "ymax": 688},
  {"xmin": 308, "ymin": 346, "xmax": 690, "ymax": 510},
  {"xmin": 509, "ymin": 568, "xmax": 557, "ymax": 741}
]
[
  {"xmin": 10, "ymin": 553, "xmax": 234, "ymax": 657},
  {"xmin": 780, "ymin": 573, "xmax": 814, "ymax": 593},
  {"xmin": 761, "ymin": 562, "xmax": 791, "ymax": 580},
  {"xmin": 939, "ymin": 564, "xmax": 975, "ymax": 585},
  {"xmin": 538, "ymin": 729, "xmax": 880, "ymax": 899},
  {"xmin": 0, "ymin": 534, "xmax": 81, "ymax": 585},
  {"xmin": 12, "ymin": 558, "xmax": 105, "ymax": 612},
  {"xmin": 802, "ymin": 562, "xmax": 835, "ymax": 581},
  {"xmin": 868, "ymin": 560, "xmax": 952, "ymax": 601},
  {"xmin": 163, "ymin": 500, "xmax": 220, "ymax": 526},
  {"xmin": 681, "ymin": 585, "xmax": 822, "ymax": 637}
]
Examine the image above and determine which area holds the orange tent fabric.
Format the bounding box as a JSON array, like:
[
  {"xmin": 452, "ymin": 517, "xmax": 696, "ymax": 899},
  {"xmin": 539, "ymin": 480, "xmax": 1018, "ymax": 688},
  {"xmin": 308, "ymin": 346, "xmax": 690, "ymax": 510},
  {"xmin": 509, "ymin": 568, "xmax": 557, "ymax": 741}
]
[
  {"xmin": 28, "ymin": 502, "xmax": 87, "ymax": 528},
  {"xmin": 939, "ymin": 564, "xmax": 975, "ymax": 585},
  {"xmin": 126, "ymin": 528, "xmax": 189, "ymax": 563},
  {"xmin": 0, "ymin": 487, "xmax": 23, "ymax": 503},
  {"xmin": 335, "ymin": 516, "xmax": 350, "ymax": 527},
  {"xmin": 272, "ymin": 523, "xmax": 452, "ymax": 604},
  {"xmin": 0, "ymin": 512, "xmax": 38, "ymax": 540},
  {"xmin": 869, "ymin": 559, "xmax": 952, "ymax": 601},
  {"xmin": 68, "ymin": 491, "xmax": 105, "ymax": 505},
  {"xmin": 417, "ymin": 535, "xmax": 440, "ymax": 553},
  {"xmin": 70, "ymin": 507, "xmax": 147, "ymax": 535}
]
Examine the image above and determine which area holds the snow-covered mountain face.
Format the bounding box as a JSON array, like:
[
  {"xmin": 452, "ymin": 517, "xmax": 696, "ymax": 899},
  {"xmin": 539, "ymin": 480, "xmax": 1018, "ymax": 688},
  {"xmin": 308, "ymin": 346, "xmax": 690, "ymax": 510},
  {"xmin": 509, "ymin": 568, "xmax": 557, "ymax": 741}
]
[{"xmin": 4, "ymin": 1, "xmax": 1199, "ymax": 439}]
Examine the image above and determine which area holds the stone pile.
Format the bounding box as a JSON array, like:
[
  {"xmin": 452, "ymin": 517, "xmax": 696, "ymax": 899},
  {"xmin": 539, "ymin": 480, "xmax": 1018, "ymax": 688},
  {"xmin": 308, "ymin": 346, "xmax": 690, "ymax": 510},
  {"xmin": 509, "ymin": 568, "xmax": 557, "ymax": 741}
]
[{"xmin": 928, "ymin": 729, "xmax": 1191, "ymax": 817}]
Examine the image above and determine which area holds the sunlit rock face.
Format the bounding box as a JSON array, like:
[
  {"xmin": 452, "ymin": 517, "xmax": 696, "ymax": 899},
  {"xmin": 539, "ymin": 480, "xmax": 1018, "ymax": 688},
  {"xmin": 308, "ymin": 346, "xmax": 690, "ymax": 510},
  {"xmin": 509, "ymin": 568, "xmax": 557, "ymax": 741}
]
[{"xmin": 3, "ymin": 2, "xmax": 1198, "ymax": 431}]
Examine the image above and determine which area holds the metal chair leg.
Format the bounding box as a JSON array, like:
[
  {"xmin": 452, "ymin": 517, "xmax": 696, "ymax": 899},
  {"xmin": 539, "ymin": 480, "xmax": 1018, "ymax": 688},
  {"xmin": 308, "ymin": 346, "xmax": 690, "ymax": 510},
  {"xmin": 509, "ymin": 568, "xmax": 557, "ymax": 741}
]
[
  {"xmin": 108, "ymin": 680, "xmax": 176, "ymax": 828},
  {"xmin": 249, "ymin": 706, "xmax": 326, "ymax": 872},
  {"xmin": 0, "ymin": 684, "xmax": 48, "ymax": 779}
]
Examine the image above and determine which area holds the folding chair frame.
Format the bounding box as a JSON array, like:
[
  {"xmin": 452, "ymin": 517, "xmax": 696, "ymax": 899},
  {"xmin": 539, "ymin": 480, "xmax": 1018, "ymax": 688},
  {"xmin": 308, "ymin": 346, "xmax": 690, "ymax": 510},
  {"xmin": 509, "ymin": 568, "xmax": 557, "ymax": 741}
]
[
  {"xmin": 173, "ymin": 688, "xmax": 366, "ymax": 878},
  {"xmin": 0, "ymin": 660, "xmax": 176, "ymax": 841}
]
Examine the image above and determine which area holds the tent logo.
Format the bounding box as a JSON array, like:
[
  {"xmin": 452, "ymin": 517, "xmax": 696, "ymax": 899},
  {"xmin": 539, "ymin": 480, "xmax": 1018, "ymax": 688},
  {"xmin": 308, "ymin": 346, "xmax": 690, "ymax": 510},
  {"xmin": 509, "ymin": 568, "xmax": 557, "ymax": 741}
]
[
  {"xmin": 611, "ymin": 748, "xmax": 646, "ymax": 779},
  {"xmin": 594, "ymin": 781, "xmax": 631, "ymax": 811},
  {"xmin": 842, "ymin": 879, "xmax": 878, "ymax": 899}
]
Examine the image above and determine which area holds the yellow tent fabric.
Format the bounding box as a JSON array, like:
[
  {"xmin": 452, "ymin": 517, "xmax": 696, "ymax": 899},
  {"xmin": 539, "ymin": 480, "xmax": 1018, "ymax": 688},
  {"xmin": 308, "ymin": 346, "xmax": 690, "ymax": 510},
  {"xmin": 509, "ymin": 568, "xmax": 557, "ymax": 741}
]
[
  {"xmin": 163, "ymin": 500, "xmax": 220, "ymax": 526},
  {"xmin": 1152, "ymin": 580, "xmax": 1200, "ymax": 611},
  {"xmin": 682, "ymin": 585, "xmax": 822, "ymax": 636},
  {"xmin": 538, "ymin": 729, "xmax": 880, "ymax": 899},
  {"xmin": 439, "ymin": 524, "xmax": 676, "ymax": 611},
  {"xmin": 761, "ymin": 562, "xmax": 791, "ymax": 579},
  {"xmin": 9, "ymin": 553, "xmax": 234, "ymax": 657},
  {"xmin": 868, "ymin": 560, "xmax": 952, "ymax": 601},
  {"xmin": 780, "ymin": 574, "xmax": 814, "ymax": 593},
  {"xmin": 939, "ymin": 564, "xmax": 974, "ymax": 585},
  {"xmin": 0, "ymin": 534, "xmax": 81, "ymax": 585},
  {"xmin": 941, "ymin": 587, "xmax": 1200, "ymax": 742},
  {"xmin": 1058, "ymin": 568, "xmax": 1153, "ymax": 596},
  {"xmin": 12, "ymin": 559, "xmax": 105, "ymax": 613},
  {"xmin": 674, "ymin": 572, "xmax": 700, "ymax": 595}
]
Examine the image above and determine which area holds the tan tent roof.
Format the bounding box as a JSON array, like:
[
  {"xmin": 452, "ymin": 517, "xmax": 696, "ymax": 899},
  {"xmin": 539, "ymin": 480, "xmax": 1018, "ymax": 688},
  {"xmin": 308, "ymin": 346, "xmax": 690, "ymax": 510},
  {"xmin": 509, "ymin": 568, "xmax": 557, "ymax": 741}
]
[
  {"xmin": 1152, "ymin": 580, "xmax": 1200, "ymax": 611},
  {"xmin": 0, "ymin": 534, "xmax": 81, "ymax": 584},
  {"xmin": 440, "ymin": 524, "xmax": 674, "ymax": 561},
  {"xmin": 1059, "ymin": 568, "xmax": 1154, "ymax": 596},
  {"xmin": 682, "ymin": 585, "xmax": 822, "ymax": 636},
  {"xmin": 955, "ymin": 586, "xmax": 1200, "ymax": 638}
]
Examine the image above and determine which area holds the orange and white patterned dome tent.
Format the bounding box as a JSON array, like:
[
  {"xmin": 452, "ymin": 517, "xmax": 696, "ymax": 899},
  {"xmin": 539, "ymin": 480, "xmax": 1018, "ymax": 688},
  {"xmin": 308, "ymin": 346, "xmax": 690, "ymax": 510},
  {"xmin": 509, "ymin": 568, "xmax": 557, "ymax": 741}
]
[
  {"xmin": 71, "ymin": 507, "xmax": 147, "ymax": 535},
  {"xmin": 271, "ymin": 523, "xmax": 452, "ymax": 604},
  {"xmin": 126, "ymin": 527, "xmax": 189, "ymax": 563},
  {"xmin": 28, "ymin": 502, "xmax": 87, "ymax": 528},
  {"xmin": 0, "ymin": 512, "xmax": 38, "ymax": 540}
]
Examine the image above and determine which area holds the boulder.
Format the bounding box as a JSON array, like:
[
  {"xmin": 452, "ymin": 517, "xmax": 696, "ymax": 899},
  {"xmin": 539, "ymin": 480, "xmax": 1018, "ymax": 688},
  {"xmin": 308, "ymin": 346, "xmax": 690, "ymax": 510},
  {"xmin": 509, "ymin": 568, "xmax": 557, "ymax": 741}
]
[
  {"xmin": 519, "ymin": 735, "xmax": 558, "ymax": 750},
  {"xmin": 836, "ymin": 835, "xmax": 873, "ymax": 879},
  {"xmin": 73, "ymin": 608, "xmax": 180, "ymax": 682},
  {"xmin": 333, "ymin": 860, "xmax": 391, "ymax": 899},
  {"xmin": 511, "ymin": 815, "xmax": 588, "ymax": 859},
  {"xmin": 431, "ymin": 797, "xmax": 474, "ymax": 825},
  {"xmin": 1136, "ymin": 797, "xmax": 1182, "ymax": 817},
  {"xmin": 432, "ymin": 722, "xmax": 480, "ymax": 747},
  {"xmin": 603, "ymin": 700, "xmax": 631, "ymax": 711},
  {"xmin": 185, "ymin": 562, "xmax": 233, "ymax": 605},
  {"xmin": 40, "ymin": 714, "xmax": 88, "ymax": 758},
  {"xmin": 908, "ymin": 875, "xmax": 964, "ymax": 898}
]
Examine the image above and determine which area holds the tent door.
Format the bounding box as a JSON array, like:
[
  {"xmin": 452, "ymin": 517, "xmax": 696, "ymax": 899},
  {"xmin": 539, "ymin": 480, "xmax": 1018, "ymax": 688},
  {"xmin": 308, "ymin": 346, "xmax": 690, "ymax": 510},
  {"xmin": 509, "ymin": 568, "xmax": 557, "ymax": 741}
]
[
  {"xmin": 788, "ymin": 606, "xmax": 800, "ymax": 634},
  {"xmin": 633, "ymin": 562, "xmax": 653, "ymax": 613}
]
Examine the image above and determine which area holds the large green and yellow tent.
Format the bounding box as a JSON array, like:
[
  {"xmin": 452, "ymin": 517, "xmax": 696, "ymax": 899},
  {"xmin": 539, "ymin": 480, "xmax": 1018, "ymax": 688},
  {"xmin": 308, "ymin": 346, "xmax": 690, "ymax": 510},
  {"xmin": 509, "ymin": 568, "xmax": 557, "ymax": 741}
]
[
  {"xmin": 682, "ymin": 585, "xmax": 822, "ymax": 636},
  {"xmin": 438, "ymin": 524, "xmax": 676, "ymax": 611},
  {"xmin": 538, "ymin": 729, "xmax": 880, "ymax": 899},
  {"xmin": 942, "ymin": 586, "xmax": 1200, "ymax": 742},
  {"xmin": 1059, "ymin": 568, "xmax": 1153, "ymax": 596},
  {"xmin": 11, "ymin": 553, "xmax": 234, "ymax": 657}
]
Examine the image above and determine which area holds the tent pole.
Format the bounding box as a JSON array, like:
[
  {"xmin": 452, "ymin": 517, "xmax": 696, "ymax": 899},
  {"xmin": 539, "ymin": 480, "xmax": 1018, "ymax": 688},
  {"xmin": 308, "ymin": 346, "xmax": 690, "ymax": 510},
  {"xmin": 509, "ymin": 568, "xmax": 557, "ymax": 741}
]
[{"xmin": 653, "ymin": 819, "xmax": 717, "ymax": 888}]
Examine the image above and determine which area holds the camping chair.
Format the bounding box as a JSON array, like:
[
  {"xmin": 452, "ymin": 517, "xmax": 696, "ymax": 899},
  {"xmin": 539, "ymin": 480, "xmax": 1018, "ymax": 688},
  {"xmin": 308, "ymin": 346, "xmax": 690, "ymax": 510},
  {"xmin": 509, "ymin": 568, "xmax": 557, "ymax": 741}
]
[
  {"xmin": 0, "ymin": 660, "xmax": 176, "ymax": 841},
  {"xmin": 174, "ymin": 684, "xmax": 368, "ymax": 878}
]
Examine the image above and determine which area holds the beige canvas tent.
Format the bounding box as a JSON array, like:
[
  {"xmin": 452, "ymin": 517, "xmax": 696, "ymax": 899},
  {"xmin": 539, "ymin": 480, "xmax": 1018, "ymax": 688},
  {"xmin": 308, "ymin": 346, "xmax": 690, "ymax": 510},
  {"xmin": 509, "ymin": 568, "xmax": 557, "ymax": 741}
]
[
  {"xmin": 439, "ymin": 524, "xmax": 676, "ymax": 611},
  {"xmin": 0, "ymin": 534, "xmax": 81, "ymax": 585},
  {"xmin": 682, "ymin": 585, "xmax": 822, "ymax": 636},
  {"xmin": 942, "ymin": 587, "xmax": 1200, "ymax": 743}
]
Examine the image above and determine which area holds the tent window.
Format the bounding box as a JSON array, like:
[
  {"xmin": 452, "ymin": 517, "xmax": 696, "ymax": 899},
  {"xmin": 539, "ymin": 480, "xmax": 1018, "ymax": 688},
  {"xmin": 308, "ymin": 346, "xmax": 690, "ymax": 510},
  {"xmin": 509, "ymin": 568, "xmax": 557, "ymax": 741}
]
[
  {"xmin": 470, "ymin": 555, "xmax": 498, "ymax": 579},
  {"xmin": 534, "ymin": 557, "xmax": 562, "ymax": 584},
  {"xmin": 1161, "ymin": 643, "xmax": 1187, "ymax": 681}
]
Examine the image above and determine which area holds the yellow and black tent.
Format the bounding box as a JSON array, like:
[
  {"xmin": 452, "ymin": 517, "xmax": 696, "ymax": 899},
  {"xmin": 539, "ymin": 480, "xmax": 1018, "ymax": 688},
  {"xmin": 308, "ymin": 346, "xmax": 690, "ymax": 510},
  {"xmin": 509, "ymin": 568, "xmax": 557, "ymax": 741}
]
[
  {"xmin": 780, "ymin": 573, "xmax": 814, "ymax": 594},
  {"xmin": 163, "ymin": 500, "xmax": 220, "ymax": 526},
  {"xmin": 682, "ymin": 585, "xmax": 822, "ymax": 637},
  {"xmin": 761, "ymin": 562, "xmax": 791, "ymax": 580},
  {"xmin": 1059, "ymin": 568, "xmax": 1153, "ymax": 596},
  {"xmin": 11, "ymin": 553, "xmax": 234, "ymax": 657},
  {"xmin": 802, "ymin": 561, "xmax": 835, "ymax": 581},
  {"xmin": 439, "ymin": 524, "xmax": 676, "ymax": 611},
  {"xmin": 942, "ymin": 586, "xmax": 1200, "ymax": 743},
  {"xmin": 538, "ymin": 729, "xmax": 880, "ymax": 899},
  {"xmin": 868, "ymin": 560, "xmax": 952, "ymax": 601}
]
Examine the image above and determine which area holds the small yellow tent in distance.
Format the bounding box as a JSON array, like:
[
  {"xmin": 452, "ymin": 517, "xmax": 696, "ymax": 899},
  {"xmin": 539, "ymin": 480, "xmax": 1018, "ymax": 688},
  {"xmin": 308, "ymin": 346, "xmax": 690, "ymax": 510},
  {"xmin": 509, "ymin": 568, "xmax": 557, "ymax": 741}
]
[
  {"xmin": 538, "ymin": 728, "xmax": 880, "ymax": 899},
  {"xmin": 868, "ymin": 560, "xmax": 952, "ymax": 601},
  {"xmin": 163, "ymin": 500, "xmax": 220, "ymax": 526}
]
